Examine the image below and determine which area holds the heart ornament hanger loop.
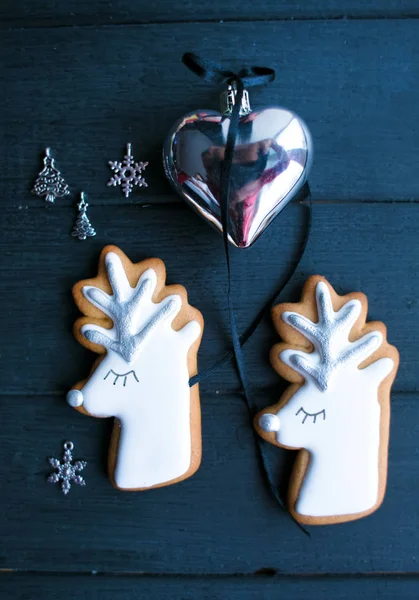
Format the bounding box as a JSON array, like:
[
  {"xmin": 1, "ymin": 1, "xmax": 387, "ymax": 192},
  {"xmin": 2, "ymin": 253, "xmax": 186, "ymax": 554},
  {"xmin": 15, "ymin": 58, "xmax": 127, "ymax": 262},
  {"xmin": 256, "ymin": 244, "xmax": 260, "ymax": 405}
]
[{"xmin": 163, "ymin": 81, "xmax": 312, "ymax": 248}]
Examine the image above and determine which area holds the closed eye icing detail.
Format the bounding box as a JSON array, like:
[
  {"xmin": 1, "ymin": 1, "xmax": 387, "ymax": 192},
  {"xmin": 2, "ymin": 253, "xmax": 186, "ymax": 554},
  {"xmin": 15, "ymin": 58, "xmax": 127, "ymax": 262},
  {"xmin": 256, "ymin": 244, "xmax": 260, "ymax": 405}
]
[
  {"xmin": 104, "ymin": 369, "xmax": 139, "ymax": 387},
  {"xmin": 296, "ymin": 407, "xmax": 326, "ymax": 424}
]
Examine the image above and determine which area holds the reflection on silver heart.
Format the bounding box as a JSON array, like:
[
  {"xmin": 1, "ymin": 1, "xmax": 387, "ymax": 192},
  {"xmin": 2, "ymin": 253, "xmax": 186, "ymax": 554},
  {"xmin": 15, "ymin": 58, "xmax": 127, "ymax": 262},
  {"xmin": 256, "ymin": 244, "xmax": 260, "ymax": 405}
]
[{"xmin": 163, "ymin": 105, "xmax": 312, "ymax": 248}]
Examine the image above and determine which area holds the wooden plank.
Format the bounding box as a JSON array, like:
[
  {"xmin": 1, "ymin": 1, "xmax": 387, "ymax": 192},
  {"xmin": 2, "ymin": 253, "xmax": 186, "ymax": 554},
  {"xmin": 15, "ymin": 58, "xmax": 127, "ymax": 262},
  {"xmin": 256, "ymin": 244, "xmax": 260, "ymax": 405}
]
[
  {"xmin": 1, "ymin": 21, "xmax": 418, "ymax": 205},
  {"xmin": 2, "ymin": 573, "xmax": 419, "ymax": 599},
  {"xmin": 1, "ymin": 1, "xmax": 418, "ymax": 27},
  {"xmin": 0, "ymin": 390, "xmax": 417, "ymax": 573},
  {"xmin": 0, "ymin": 203, "xmax": 415, "ymax": 394}
]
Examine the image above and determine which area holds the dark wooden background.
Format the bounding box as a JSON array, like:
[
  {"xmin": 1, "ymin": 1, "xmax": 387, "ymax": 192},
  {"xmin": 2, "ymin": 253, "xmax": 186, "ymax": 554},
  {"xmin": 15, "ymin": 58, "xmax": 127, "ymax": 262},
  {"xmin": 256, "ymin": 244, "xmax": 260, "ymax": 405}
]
[{"xmin": 1, "ymin": 1, "xmax": 419, "ymax": 598}]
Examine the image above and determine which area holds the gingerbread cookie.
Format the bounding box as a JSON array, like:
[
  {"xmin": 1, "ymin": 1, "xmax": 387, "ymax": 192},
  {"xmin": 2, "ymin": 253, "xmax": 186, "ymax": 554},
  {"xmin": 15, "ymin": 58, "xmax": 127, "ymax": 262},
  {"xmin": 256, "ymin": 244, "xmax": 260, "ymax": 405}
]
[
  {"xmin": 66, "ymin": 245, "xmax": 204, "ymax": 491},
  {"xmin": 255, "ymin": 276, "xmax": 399, "ymax": 525}
]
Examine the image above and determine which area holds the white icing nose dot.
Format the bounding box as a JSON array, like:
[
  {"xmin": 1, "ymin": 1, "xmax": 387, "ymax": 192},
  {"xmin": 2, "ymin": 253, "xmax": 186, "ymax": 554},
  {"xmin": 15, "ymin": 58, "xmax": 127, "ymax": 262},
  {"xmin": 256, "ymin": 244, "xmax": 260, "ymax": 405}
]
[
  {"xmin": 259, "ymin": 413, "xmax": 280, "ymax": 432},
  {"xmin": 67, "ymin": 389, "xmax": 84, "ymax": 408}
]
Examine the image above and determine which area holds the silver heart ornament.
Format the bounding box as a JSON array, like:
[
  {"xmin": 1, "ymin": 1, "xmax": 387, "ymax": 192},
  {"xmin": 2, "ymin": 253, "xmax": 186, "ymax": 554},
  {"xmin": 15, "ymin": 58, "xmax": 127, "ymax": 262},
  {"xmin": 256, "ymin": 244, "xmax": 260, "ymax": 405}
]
[{"xmin": 163, "ymin": 88, "xmax": 313, "ymax": 248}]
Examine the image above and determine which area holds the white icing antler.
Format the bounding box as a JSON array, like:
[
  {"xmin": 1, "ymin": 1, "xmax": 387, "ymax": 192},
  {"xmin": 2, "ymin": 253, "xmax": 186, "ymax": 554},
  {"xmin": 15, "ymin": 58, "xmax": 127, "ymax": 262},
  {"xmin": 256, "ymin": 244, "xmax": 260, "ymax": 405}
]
[
  {"xmin": 81, "ymin": 253, "xmax": 181, "ymax": 364},
  {"xmin": 281, "ymin": 282, "xmax": 382, "ymax": 392}
]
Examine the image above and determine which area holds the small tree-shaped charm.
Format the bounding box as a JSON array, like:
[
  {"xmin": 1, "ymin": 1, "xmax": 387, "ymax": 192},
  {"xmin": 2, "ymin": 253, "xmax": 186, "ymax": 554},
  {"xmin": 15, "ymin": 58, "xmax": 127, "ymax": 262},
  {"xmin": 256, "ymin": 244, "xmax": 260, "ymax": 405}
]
[
  {"xmin": 72, "ymin": 193, "xmax": 96, "ymax": 241},
  {"xmin": 32, "ymin": 147, "xmax": 70, "ymax": 203}
]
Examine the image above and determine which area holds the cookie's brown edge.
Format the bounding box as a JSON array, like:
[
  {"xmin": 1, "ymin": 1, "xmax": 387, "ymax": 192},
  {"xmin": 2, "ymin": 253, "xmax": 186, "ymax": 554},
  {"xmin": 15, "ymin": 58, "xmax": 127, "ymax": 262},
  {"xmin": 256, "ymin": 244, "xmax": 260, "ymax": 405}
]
[
  {"xmin": 70, "ymin": 244, "xmax": 204, "ymax": 490},
  {"xmin": 253, "ymin": 274, "xmax": 399, "ymax": 525}
]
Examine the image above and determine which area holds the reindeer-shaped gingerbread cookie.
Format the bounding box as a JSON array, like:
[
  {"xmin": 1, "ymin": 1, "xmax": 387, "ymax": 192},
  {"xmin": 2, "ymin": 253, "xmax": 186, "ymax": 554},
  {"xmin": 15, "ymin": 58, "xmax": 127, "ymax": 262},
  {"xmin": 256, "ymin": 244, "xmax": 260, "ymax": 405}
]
[
  {"xmin": 255, "ymin": 276, "xmax": 399, "ymax": 525},
  {"xmin": 66, "ymin": 246, "xmax": 204, "ymax": 491}
]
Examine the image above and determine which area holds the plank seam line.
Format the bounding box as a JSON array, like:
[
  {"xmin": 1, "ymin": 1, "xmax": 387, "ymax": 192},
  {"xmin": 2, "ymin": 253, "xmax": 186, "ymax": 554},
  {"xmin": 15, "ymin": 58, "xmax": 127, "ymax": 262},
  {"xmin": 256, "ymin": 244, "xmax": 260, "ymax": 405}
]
[
  {"xmin": 0, "ymin": 390, "xmax": 414, "ymax": 397},
  {"xmin": 8, "ymin": 199, "xmax": 419, "ymax": 212},
  {"xmin": 1, "ymin": 15, "xmax": 419, "ymax": 31},
  {"xmin": 1, "ymin": 569, "xmax": 419, "ymax": 578}
]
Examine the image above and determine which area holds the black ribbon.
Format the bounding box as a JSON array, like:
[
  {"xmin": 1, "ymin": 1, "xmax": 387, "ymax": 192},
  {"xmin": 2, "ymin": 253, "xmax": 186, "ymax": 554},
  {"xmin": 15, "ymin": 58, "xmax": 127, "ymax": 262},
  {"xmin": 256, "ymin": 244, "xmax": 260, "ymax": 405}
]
[
  {"xmin": 183, "ymin": 53, "xmax": 311, "ymax": 535},
  {"xmin": 189, "ymin": 182, "xmax": 311, "ymax": 387},
  {"xmin": 182, "ymin": 52, "xmax": 276, "ymax": 88}
]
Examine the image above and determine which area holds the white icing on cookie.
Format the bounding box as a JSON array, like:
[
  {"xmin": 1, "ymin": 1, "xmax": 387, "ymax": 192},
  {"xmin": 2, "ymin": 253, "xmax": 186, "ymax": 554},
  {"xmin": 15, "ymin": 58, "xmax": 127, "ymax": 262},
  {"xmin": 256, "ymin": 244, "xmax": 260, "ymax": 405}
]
[
  {"xmin": 259, "ymin": 282, "xmax": 394, "ymax": 518},
  {"xmin": 67, "ymin": 252, "xmax": 201, "ymax": 490}
]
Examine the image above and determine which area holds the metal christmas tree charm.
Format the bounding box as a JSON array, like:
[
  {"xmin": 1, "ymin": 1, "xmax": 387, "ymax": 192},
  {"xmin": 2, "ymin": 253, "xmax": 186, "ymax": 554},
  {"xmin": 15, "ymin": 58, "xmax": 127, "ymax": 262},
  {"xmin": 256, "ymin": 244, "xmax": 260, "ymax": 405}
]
[
  {"xmin": 32, "ymin": 147, "xmax": 70, "ymax": 203},
  {"xmin": 47, "ymin": 441, "xmax": 87, "ymax": 495},
  {"xmin": 72, "ymin": 192, "xmax": 96, "ymax": 240},
  {"xmin": 107, "ymin": 143, "xmax": 148, "ymax": 198}
]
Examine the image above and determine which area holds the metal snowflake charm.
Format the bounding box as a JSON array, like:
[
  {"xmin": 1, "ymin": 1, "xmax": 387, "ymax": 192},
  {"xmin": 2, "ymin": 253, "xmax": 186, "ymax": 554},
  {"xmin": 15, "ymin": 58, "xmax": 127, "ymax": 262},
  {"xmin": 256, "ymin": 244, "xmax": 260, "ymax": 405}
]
[
  {"xmin": 32, "ymin": 147, "xmax": 70, "ymax": 203},
  {"xmin": 107, "ymin": 143, "xmax": 148, "ymax": 198},
  {"xmin": 47, "ymin": 441, "xmax": 87, "ymax": 495}
]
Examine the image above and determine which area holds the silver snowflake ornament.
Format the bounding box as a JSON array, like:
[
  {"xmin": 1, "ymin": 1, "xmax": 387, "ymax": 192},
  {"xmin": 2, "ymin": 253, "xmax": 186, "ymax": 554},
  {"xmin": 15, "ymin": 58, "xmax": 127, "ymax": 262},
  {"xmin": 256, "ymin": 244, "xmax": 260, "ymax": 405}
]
[
  {"xmin": 48, "ymin": 441, "xmax": 87, "ymax": 495},
  {"xmin": 107, "ymin": 143, "xmax": 148, "ymax": 198}
]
